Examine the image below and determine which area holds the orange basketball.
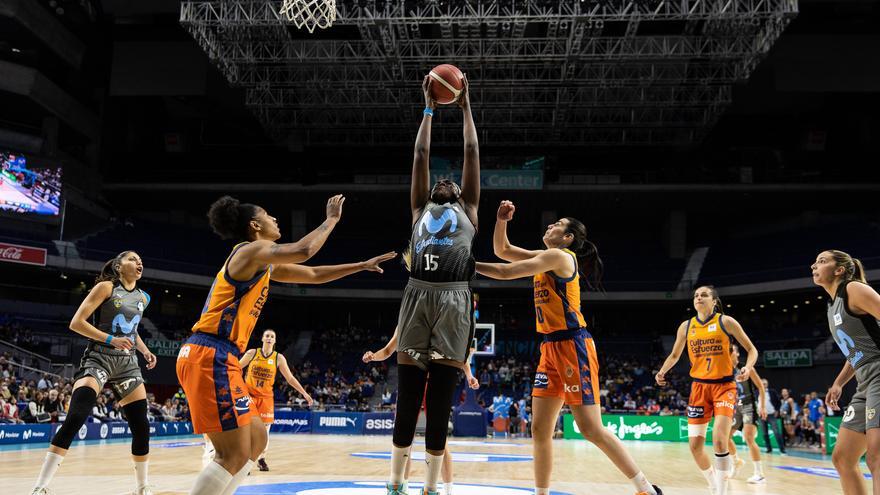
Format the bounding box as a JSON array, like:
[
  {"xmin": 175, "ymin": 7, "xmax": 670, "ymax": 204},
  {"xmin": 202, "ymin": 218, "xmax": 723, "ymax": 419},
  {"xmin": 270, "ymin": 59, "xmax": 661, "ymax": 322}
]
[{"xmin": 428, "ymin": 64, "xmax": 464, "ymax": 105}]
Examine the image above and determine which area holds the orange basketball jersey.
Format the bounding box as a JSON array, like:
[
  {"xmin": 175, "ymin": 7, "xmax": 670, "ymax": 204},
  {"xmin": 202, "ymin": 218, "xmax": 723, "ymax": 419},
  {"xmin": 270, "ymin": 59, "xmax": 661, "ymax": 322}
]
[
  {"xmin": 192, "ymin": 242, "xmax": 272, "ymax": 354},
  {"xmin": 686, "ymin": 313, "xmax": 735, "ymax": 382},
  {"xmin": 533, "ymin": 249, "xmax": 587, "ymax": 334},
  {"xmin": 245, "ymin": 350, "xmax": 278, "ymax": 397}
]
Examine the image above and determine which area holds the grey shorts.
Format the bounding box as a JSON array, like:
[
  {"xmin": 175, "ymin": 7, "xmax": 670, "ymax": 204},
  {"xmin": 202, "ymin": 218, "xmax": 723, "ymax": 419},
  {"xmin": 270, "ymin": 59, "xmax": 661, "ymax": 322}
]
[
  {"xmin": 842, "ymin": 359, "xmax": 880, "ymax": 433},
  {"xmin": 397, "ymin": 278, "xmax": 474, "ymax": 370},
  {"xmin": 75, "ymin": 344, "xmax": 145, "ymax": 400},
  {"xmin": 733, "ymin": 403, "xmax": 756, "ymax": 430}
]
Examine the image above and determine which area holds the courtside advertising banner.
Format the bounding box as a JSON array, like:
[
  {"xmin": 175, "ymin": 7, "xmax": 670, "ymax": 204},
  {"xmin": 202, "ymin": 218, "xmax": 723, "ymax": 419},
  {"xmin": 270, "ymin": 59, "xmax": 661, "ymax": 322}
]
[
  {"xmin": 272, "ymin": 410, "xmax": 312, "ymax": 433},
  {"xmin": 362, "ymin": 412, "xmax": 395, "ymax": 435},
  {"xmin": 311, "ymin": 412, "xmax": 363, "ymax": 435},
  {"xmin": 0, "ymin": 424, "xmax": 52, "ymax": 445},
  {"xmin": 563, "ymin": 414, "xmax": 782, "ymax": 448},
  {"xmin": 0, "ymin": 242, "xmax": 47, "ymax": 266}
]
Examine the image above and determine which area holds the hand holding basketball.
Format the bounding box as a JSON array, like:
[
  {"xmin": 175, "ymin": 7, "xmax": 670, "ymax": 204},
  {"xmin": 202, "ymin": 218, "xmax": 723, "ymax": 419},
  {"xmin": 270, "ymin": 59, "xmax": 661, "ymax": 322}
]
[
  {"xmin": 422, "ymin": 75, "xmax": 436, "ymax": 110},
  {"xmin": 457, "ymin": 73, "xmax": 470, "ymax": 110},
  {"xmin": 497, "ymin": 200, "xmax": 516, "ymax": 221},
  {"xmin": 427, "ymin": 64, "xmax": 464, "ymax": 105}
]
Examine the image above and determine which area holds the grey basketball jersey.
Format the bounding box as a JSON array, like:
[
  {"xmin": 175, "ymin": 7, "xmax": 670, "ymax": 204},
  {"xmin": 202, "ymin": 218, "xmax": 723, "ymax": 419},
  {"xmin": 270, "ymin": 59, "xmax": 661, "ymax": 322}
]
[
  {"xmin": 410, "ymin": 201, "xmax": 476, "ymax": 283},
  {"xmin": 827, "ymin": 281, "xmax": 880, "ymax": 370},
  {"xmin": 736, "ymin": 379, "xmax": 755, "ymax": 407},
  {"xmin": 94, "ymin": 283, "xmax": 150, "ymax": 351}
]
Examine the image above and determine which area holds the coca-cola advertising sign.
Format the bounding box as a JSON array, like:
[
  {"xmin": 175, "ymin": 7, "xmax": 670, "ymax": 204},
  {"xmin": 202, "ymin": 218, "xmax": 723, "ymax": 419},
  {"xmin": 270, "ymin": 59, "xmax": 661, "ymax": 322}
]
[{"xmin": 0, "ymin": 242, "xmax": 47, "ymax": 266}]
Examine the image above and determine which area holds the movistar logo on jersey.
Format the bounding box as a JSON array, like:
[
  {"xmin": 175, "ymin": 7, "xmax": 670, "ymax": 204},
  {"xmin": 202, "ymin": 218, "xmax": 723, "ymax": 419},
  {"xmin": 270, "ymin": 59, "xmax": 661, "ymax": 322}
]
[
  {"xmin": 112, "ymin": 314, "xmax": 141, "ymax": 335},
  {"xmin": 415, "ymin": 208, "xmax": 457, "ymax": 254}
]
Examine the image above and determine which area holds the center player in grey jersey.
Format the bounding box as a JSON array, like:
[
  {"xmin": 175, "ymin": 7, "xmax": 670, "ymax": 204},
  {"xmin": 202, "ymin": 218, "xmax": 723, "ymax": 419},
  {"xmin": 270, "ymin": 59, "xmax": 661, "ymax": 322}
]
[
  {"xmin": 813, "ymin": 250, "xmax": 880, "ymax": 495},
  {"xmin": 726, "ymin": 343, "xmax": 768, "ymax": 484},
  {"xmin": 31, "ymin": 251, "xmax": 158, "ymax": 495},
  {"xmin": 387, "ymin": 73, "xmax": 480, "ymax": 495}
]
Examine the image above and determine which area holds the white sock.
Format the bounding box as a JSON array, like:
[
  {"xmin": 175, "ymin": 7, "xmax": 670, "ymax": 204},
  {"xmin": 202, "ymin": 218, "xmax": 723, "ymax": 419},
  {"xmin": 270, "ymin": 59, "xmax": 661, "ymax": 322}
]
[
  {"xmin": 629, "ymin": 471, "xmax": 655, "ymax": 494},
  {"xmin": 714, "ymin": 453, "xmax": 732, "ymax": 495},
  {"xmin": 219, "ymin": 460, "xmax": 255, "ymax": 495},
  {"xmin": 390, "ymin": 445, "xmax": 410, "ymax": 486},
  {"xmin": 444, "ymin": 481, "xmax": 454, "ymax": 495},
  {"xmin": 190, "ymin": 461, "xmax": 233, "ymax": 495},
  {"xmin": 134, "ymin": 460, "xmax": 149, "ymax": 488},
  {"xmin": 425, "ymin": 452, "xmax": 444, "ymax": 491},
  {"xmin": 700, "ymin": 467, "xmax": 714, "ymax": 485},
  {"xmin": 34, "ymin": 452, "xmax": 64, "ymax": 489},
  {"xmin": 754, "ymin": 460, "xmax": 764, "ymax": 477},
  {"xmin": 535, "ymin": 488, "xmax": 550, "ymax": 495}
]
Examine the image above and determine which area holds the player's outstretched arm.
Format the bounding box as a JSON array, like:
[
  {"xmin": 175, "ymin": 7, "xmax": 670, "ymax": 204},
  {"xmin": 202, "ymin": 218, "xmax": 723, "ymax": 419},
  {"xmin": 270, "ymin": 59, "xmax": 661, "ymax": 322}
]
[
  {"xmin": 493, "ymin": 200, "xmax": 542, "ymax": 262},
  {"xmin": 475, "ymin": 248, "xmax": 569, "ymax": 281},
  {"xmin": 246, "ymin": 195, "xmax": 345, "ymax": 266},
  {"xmin": 69, "ymin": 281, "xmax": 133, "ymax": 351},
  {"xmin": 655, "ymin": 321, "xmax": 688, "ymax": 386},
  {"xmin": 278, "ymin": 354, "xmax": 313, "ymax": 407},
  {"xmin": 458, "ymin": 74, "xmax": 480, "ymax": 221},
  {"xmin": 363, "ymin": 326, "xmax": 400, "ymax": 363},
  {"xmin": 239, "ymin": 349, "xmax": 257, "ymax": 368},
  {"xmin": 411, "ymin": 76, "xmax": 435, "ymax": 223},
  {"xmin": 270, "ymin": 251, "xmax": 397, "ymax": 284}
]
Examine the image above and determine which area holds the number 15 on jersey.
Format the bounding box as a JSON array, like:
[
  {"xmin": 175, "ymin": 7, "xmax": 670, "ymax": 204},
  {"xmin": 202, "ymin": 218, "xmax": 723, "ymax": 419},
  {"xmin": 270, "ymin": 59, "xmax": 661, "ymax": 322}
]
[{"xmin": 424, "ymin": 254, "xmax": 439, "ymax": 271}]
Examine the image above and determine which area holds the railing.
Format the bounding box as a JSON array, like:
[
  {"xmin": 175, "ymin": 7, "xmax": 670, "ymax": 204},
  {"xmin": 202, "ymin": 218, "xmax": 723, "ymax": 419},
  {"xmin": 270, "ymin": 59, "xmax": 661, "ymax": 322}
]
[{"xmin": 0, "ymin": 339, "xmax": 53, "ymax": 371}]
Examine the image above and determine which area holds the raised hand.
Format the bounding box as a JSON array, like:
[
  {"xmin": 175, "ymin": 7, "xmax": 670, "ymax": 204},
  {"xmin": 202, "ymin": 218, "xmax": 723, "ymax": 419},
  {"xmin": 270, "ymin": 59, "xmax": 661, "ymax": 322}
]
[
  {"xmin": 422, "ymin": 75, "xmax": 436, "ymax": 110},
  {"xmin": 457, "ymin": 73, "xmax": 470, "ymax": 110},
  {"xmin": 326, "ymin": 194, "xmax": 345, "ymax": 221},
  {"xmin": 497, "ymin": 200, "xmax": 515, "ymax": 221}
]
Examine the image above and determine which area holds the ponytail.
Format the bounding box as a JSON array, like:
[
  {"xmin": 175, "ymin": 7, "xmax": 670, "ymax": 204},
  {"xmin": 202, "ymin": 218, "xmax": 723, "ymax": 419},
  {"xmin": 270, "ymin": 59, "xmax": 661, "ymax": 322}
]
[
  {"xmin": 853, "ymin": 258, "xmax": 867, "ymax": 284},
  {"xmin": 562, "ymin": 217, "xmax": 604, "ymax": 291},
  {"xmin": 828, "ymin": 250, "xmax": 868, "ymax": 284},
  {"xmin": 401, "ymin": 242, "xmax": 413, "ymax": 272},
  {"xmin": 95, "ymin": 251, "xmax": 131, "ymax": 285}
]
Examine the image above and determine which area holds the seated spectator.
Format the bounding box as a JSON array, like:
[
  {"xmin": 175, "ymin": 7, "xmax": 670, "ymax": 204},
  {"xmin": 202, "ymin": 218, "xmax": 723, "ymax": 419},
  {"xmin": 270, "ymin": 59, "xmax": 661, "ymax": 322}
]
[
  {"xmin": 21, "ymin": 391, "xmax": 49, "ymax": 423},
  {"xmin": 0, "ymin": 396, "xmax": 23, "ymax": 424},
  {"xmin": 91, "ymin": 395, "xmax": 112, "ymax": 423},
  {"xmin": 43, "ymin": 389, "xmax": 64, "ymax": 423},
  {"xmin": 161, "ymin": 399, "xmax": 176, "ymax": 421}
]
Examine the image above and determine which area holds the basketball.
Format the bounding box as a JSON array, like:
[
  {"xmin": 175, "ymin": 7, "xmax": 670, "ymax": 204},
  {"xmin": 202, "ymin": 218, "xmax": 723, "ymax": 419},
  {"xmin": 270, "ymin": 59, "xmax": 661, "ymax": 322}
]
[{"xmin": 428, "ymin": 64, "xmax": 464, "ymax": 105}]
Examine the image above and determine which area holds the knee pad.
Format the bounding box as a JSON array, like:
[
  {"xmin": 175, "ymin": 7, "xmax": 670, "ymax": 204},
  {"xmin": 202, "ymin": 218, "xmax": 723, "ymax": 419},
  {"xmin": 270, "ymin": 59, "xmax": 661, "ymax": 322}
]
[
  {"xmin": 51, "ymin": 387, "xmax": 97, "ymax": 450},
  {"xmin": 424, "ymin": 363, "xmax": 460, "ymax": 451},
  {"xmin": 123, "ymin": 399, "xmax": 150, "ymax": 456},
  {"xmin": 392, "ymin": 364, "xmax": 427, "ymax": 448}
]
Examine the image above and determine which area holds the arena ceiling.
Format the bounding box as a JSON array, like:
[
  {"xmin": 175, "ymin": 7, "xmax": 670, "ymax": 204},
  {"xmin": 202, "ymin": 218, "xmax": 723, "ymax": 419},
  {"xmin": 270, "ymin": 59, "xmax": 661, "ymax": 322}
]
[{"xmin": 179, "ymin": 0, "xmax": 798, "ymax": 147}]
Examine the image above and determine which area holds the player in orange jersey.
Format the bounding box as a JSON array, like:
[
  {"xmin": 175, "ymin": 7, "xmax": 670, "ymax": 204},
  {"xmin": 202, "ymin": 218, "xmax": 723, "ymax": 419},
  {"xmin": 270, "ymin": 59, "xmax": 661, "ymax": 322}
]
[
  {"xmin": 655, "ymin": 286, "xmax": 758, "ymax": 495},
  {"xmin": 239, "ymin": 328, "xmax": 313, "ymax": 472},
  {"xmin": 177, "ymin": 194, "xmax": 395, "ymax": 495},
  {"xmin": 475, "ymin": 200, "xmax": 663, "ymax": 495}
]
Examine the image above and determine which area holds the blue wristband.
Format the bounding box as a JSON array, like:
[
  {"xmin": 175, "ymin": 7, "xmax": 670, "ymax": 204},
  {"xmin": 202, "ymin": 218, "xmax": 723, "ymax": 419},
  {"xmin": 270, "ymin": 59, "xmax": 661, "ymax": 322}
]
[
  {"xmin": 105, "ymin": 334, "xmax": 113, "ymax": 344},
  {"xmin": 423, "ymin": 107, "xmax": 433, "ymax": 117}
]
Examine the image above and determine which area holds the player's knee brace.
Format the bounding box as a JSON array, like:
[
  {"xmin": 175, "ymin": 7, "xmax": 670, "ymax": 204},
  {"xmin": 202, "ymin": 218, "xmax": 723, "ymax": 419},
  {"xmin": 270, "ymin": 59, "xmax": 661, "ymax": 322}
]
[
  {"xmin": 392, "ymin": 364, "xmax": 427, "ymax": 448},
  {"xmin": 123, "ymin": 399, "xmax": 150, "ymax": 456},
  {"xmin": 51, "ymin": 387, "xmax": 97, "ymax": 450},
  {"xmin": 424, "ymin": 362, "xmax": 460, "ymax": 452}
]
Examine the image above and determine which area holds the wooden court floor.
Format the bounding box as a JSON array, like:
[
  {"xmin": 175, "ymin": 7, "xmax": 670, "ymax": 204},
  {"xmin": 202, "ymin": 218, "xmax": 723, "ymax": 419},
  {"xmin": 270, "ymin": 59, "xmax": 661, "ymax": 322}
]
[{"xmin": 1, "ymin": 433, "xmax": 860, "ymax": 494}]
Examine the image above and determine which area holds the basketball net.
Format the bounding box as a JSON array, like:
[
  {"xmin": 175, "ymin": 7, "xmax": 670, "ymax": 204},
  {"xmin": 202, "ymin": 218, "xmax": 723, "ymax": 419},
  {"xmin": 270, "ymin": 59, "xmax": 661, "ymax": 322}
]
[{"xmin": 280, "ymin": 0, "xmax": 337, "ymax": 33}]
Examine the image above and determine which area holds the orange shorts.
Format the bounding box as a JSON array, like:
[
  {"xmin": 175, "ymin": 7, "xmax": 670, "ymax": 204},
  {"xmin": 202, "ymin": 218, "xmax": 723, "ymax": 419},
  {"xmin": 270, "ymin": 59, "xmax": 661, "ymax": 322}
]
[
  {"xmin": 250, "ymin": 393, "xmax": 274, "ymax": 423},
  {"xmin": 687, "ymin": 381, "xmax": 737, "ymax": 424},
  {"xmin": 176, "ymin": 332, "xmax": 253, "ymax": 434},
  {"xmin": 533, "ymin": 329, "xmax": 600, "ymax": 406}
]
